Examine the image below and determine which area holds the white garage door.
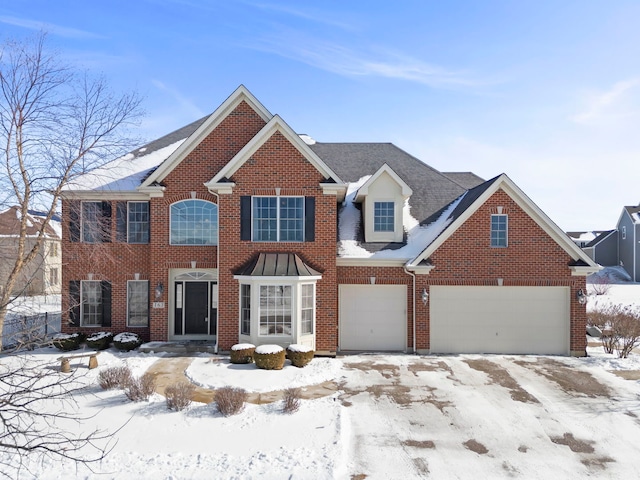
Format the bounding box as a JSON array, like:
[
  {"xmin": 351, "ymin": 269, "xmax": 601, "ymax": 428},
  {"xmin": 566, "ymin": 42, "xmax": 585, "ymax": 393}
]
[
  {"xmin": 339, "ymin": 285, "xmax": 407, "ymax": 351},
  {"xmin": 430, "ymin": 286, "xmax": 569, "ymax": 355}
]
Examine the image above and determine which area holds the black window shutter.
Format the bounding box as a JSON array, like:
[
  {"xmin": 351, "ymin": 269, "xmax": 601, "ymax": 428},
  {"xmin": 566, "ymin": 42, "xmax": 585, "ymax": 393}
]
[
  {"xmin": 116, "ymin": 201, "xmax": 127, "ymax": 242},
  {"xmin": 305, "ymin": 196, "xmax": 315, "ymax": 242},
  {"xmin": 101, "ymin": 281, "xmax": 112, "ymax": 327},
  {"xmin": 240, "ymin": 196, "xmax": 251, "ymax": 241},
  {"xmin": 69, "ymin": 201, "xmax": 80, "ymax": 242},
  {"xmin": 101, "ymin": 201, "xmax": 112, "ymax": 243},
  {"xmin": 69, "ymin": 280, "xmax": 80, "ymax": 326}
]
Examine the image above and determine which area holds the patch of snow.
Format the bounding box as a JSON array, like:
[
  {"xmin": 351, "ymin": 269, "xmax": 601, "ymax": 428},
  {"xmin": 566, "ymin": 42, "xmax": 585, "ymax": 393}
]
[
  {"xmin": 588, "ymin": 265, "xmax": 633, "ymax": 285},
  {"xmin": 63, "ymin": 139, "xmax": 186, "ymax": 191},
  {"xmin": 114, "ymin": 332, "xmax": 141, "ymax": 343},
  {"xmin": 255, "ymin": 344, "xmax": 284, "ymax": 355},
  {"xmin": 86, "ymin": 331, "xmax": 113, "ymax": 341},
  {"xmin": 287, "ymin": 344, "xmax": 313, "ymax": 353},
  {"xmin": 231, "ymin": 343, "xmax": 255, "ymax": 350},
  {"xmin": 299, "ymin": 134, "xmax": 316, "ymax": 145}
]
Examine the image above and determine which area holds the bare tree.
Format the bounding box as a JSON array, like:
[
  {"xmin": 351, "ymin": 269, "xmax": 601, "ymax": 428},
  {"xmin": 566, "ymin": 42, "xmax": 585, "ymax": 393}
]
[
  {"xmin": 0, "ymin": 32, "xmax": 142, "ymax": 346},
  {"xmin": 0, "ymin": 355, "xmax": 118, "ymax": 478}
]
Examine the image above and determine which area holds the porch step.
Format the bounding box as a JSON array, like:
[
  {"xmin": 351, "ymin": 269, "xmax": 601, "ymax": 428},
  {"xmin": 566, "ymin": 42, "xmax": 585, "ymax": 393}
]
[{"xmin": 139, "ymin": 341, "xmax": 217, "ymax": 354}]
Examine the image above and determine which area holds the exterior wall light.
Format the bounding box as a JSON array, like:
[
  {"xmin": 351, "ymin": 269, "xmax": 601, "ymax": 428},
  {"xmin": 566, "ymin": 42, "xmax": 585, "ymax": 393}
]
[
  {"xmin": 576, "ymin": 288, "xmax": 587, "ymax": 305},
  {"xmin": 421, "ymin": 288, "xmax": 429, "ymax": 305},
  {"xmin": 155, "ymin": 282, "xmax": 164, "ymax": 299}
]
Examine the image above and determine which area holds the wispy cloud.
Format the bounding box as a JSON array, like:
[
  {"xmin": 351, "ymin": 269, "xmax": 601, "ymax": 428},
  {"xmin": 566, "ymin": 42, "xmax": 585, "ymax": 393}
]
[
  {"xmin": 0, "ymin": 15, "xmax": 105, "ymax": 39},
  {"xmin": 247, "ymin": 2, "xmax": 357, "ymax": 31},
  {"xmin": 571, "ymin": 78, "xmax": 640, "ymax": 125},
  {"xmin": 250, "ymin": 35, "xmax": 478, "ymax": 88},
  {"xmin": 151, "ymin": 80, "xmax": 205, "ymax": 119}
]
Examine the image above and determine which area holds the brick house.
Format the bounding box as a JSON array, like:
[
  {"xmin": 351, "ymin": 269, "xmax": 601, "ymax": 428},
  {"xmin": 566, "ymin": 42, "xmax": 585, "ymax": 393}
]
[{"xmin": 60, "ymin": 86, "xmax": 598, "ymax": 356}]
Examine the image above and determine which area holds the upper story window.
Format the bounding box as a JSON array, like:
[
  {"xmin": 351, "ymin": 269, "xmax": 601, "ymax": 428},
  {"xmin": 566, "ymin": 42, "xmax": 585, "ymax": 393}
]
[
  {"xmin": 491, "ymin": 214, "xmax": 508, "ymax": 247},
  {"xmin": 253, "ymin": 196, "xmax": 303, "ymax": 242},
  {"xmin": 81, "ymin": 201, "xmax": 111, "ymax": 243},
  {"xmin": 128, "ymin": 202, "xmax": 150, "ymax": 243},
  {"xmin": 170, "ymin": 199, "xmax": 218, "ymax": 245},
  {"xmin": 374, "ymin": 201, "xmax": 395, "ymax": 232}
]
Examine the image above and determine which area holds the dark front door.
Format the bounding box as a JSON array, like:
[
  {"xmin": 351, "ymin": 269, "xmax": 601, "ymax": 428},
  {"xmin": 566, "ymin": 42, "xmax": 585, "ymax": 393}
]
[{"xmin": 184, "ymin": 282, "xmax": 209, "ymax": 334}]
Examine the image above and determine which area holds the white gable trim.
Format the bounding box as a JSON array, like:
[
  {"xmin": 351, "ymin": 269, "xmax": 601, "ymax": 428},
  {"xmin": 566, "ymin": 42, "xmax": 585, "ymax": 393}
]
[
  {"xmin": 407, "ymin": 174, "xmax": 598, "ymax": 268},
  {"xmin": 140, "ymin": 85, "xmax": 272, "ymax": 188},
  {"xmin": 354, "ymin": 163, "xmax": 412, "ymax": 202},
  {"xmin": 205, "ymin": 114, "xmax": 345, "ymax": 186}
]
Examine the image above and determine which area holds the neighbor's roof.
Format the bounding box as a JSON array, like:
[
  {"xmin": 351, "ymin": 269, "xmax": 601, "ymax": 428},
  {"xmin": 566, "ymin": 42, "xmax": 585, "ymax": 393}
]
[
  {"xmin": 585, "ymin": 229, "xmax": 617, "ymax": 248},
  {"xmin": 234, "ymin": 253, "xmax": 321, "ymax": 277},
  {"xmin": 0, "ymin": 207, "xmax": 61, "ymax": 238},
  {"xmin": 624, "ymin": 205, "xmax": 640, "ymax": 224}
]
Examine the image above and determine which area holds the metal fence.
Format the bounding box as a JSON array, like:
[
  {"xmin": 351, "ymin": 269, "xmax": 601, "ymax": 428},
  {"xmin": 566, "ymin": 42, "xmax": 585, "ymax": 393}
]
[{"xmin": 2, "ymin": 311, "xmax": 61, "ymax": 350}]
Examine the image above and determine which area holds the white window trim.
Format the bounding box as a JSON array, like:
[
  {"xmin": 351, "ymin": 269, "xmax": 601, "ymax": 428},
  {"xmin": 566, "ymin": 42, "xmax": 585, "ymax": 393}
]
[
  {"xmin": 127, "ymin": 201, "xmax": 150, "ymax": 244},
  {"xmin": 373, "ymin": 200, "xmax": 395, "ymax": 233},
  {"xmin": 491, "ymin": 214, "xmax": 509, "ymax": 248},
  {"xmin": 622, "ymin": 225, "xmax": 627, "ymax": 240},
  {"xmin": 169, "ymin": 199, "xmax": 219, "ymax": 246},
  {"xmin": 251, "ymin": 196, "xmax": 305, "ymax": 243},
  {"xmin": 80, "ymin": 280, "xmax": 102, "ymax": 327},
  {"xmin": 127, "ymin": 280, "xmax": 149, "ymax": 328}
]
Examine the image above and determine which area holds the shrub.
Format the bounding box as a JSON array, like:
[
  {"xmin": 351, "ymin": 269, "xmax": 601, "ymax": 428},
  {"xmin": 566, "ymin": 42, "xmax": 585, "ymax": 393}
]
[
  {"xmin": 588, "ymin": 304, "xmax": 640, "ymax": 357},
  {"xmin": 52, "ymin": 333, "xmax": 84, "ymax": 352},
  {"xmin": 215, "ymin": 386, "xmax": 247, "ymax": 416},
  {"xmin": 286, "ymin": 344, "xmax": 314, "ymax": 368},
  {"xmin": 282, "ymin": 387, "xmax": 301, "ymax": 414},
  {"xmin": 588, "ymin": 276, "xmax": 611, "ymax": 296},
  {"xmin": 254, "ymin": 345, "xmax": 286, "ymax": 370},
  {"xmin": 230, "ymin": 343, "xmax": 255, "ymax": 364},
  {"xmin": 113, "ymin": 332, "xmax": 143, "ymax": 351},
  {"xmin": 165, "ymin": 381, "xmax": 195, "ymax": 411},
  {"xmin": 98, "ymin": 366, "xmax": 133, "ymax": 390},
  {"xmin": 124, "ymin": 372, "xmax": 157, "ymax": 401},
  {"xmin": 85, "ymin": 331, "xmax": 114, "ymax": 350}
]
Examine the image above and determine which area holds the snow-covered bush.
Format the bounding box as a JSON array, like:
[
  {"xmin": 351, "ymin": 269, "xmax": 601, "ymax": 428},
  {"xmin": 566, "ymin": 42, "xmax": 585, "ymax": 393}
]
[
  {"xmin": 125, "ymin": 372, "xmax": 156, "ymax": 401},
  {"xmin": 286, "ymin": 344, "xmax": 314, "ymax": 368},
  {"xmin": 165, "ymin": 381, "xmax": 195, "ymax": 411},
  {"xmin": 98, "ymin": 366, "xmax": 133, "ymax": 390},
  {"xmin": 588, "ymin": 304, "xmax": 640, "ymax": 358},
  {"xmin": 85, "ymin": 331, "xmax": 114, "ymax": 350},
  {"xmin": 230, "ymin": 343, "xmax": 255, "ymax": 364},
  {"xmin": 254, "ymin": 344, "xmax": 286, "ymax": 370},
  {"xmin": 282, "ymin": 387, "xmax": 301, "ymax": 414},
  {"xmin": 113, "ymin": 332, "xmax": 143, "ymax": 351},
  {"xmin": 52, "ymin": 332, "xmax": 84, "ymax": 351},
  {"xmin": 215, "ymin": 386, "xmax": 247, "ymax": 416}
]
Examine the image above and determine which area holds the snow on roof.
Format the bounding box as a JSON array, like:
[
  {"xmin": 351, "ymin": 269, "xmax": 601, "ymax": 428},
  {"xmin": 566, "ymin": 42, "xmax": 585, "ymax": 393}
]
[
  {"xmin": 63, "ymin": 139, "xmax": 186, "ymax": 191},
  {"xmin": 338, "ymin": 175, "xmax": 466, "ymax": 260},
  {"xmin": 570, "ymin": 231, "xmax": 597, "ymax": 242}
]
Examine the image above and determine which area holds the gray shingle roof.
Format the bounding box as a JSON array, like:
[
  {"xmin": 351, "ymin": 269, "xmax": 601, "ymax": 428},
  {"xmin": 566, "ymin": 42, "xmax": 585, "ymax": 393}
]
[
  {"xmin": 585, "ymin": 229, "xmax": 616, "ymax": 248},
  {"xmin": 309, "ymin": 142, "xmax": 469, "ymax": 223},
  {"xmin": 442, "ymin": 172, "xmax": 485, "ymax": 190}
]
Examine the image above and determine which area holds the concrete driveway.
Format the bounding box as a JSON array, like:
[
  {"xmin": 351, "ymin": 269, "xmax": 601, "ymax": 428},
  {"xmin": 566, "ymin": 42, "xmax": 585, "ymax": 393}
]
[{"xmin": 337, "ymin": 354, "xmax": 640, "ymax": 479}]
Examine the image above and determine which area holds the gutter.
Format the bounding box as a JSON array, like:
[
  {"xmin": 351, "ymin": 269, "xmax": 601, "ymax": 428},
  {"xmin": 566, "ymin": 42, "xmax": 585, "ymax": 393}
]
[
  {"xmin": 211, "ymin": 190, "xmax": 220, "ymax": 355},
  {"xmin": 403, "ymin": 265, "xmax": 417, "ymax": 354}
]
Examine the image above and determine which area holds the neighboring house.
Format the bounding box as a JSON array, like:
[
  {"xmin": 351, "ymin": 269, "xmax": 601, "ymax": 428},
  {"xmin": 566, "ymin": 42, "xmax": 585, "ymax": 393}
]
[
  {"xmin": 59, "ymin": 86, "xmax": 598, "ymax": 356},
  {"xmin": 0, "ymin": 206, "xmax": 62, "ymax": 296},
  {"xmin": 583, "ymin": 205, "xmax": 640, "ymax": 282},
  {"xmin": 567, "ymin": 231, "xmax": 608, "ymax": 248}
]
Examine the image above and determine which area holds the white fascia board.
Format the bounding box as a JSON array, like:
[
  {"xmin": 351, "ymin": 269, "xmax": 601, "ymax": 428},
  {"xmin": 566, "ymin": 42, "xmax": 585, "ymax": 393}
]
[
  {"xmin": 336, "ymin": 257, "xmax": 408, "ymax": 267},
  {"xmin": 233, "ymin": 275, "xmax": 323, "ymax": 282},
  {"xmin": 354, "ymin": 163, "xmax": 412, "ymax": 203},
  {"xmin": 570, "ymin": 265, "xmax": 602, "ymax": 276},
  {"xmin": 207, "ymin": 115, "xmax": 344, "ymax": 185},
  {"xmin": 59, "ymin": 190, "xmax": 151, "ymax": 201},
  {"xmin": 141, "ymin": 86, "xmax": 273, "ymax": 188},
  {"xmin": 205, "ymin": 182, "xmax": 236, "ymax": 195},
  {"xmin": 408, "ymin": 174, "xmax": 598, "ymax": 268}
]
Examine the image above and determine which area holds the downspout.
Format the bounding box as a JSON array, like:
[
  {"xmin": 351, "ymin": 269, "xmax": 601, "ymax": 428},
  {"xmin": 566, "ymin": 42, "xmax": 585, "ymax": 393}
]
[
  {"xmin": 403, "ymin": 265, "xmax": 417, "ymax": 354},
  {"xmin": 212, "ymin": 191, "xmax": 220, "ymax": 354}
]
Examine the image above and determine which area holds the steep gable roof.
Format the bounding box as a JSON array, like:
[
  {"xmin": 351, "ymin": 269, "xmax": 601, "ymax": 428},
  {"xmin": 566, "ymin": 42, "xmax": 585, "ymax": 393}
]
[
  {"xmin": 585, "ymin": 229, "xmax": 617, "ymax": 248},
  {"xmin": 0, "ymin": 207, "xmax": 60, "ymax": 238},
  {"xmin": 140, "ymin": 85, "xmax": 273, "ymax": 188},
  {"xmin": 407, "ymin": 174, "xmax": 598, "ymax": 270},
  {"xmin": 206, "ymin": 115, "xmax": 344, "ymax": 186},
  {"xmin": 354, "ymin": 163, "xmax": 412, "ymax": 202}
]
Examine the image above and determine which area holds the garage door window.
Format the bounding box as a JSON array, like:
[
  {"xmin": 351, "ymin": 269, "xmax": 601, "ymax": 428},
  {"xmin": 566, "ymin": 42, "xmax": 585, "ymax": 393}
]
[{"xmin": 491, "ymin": 214, "xmax": 508, "ymax": 247}]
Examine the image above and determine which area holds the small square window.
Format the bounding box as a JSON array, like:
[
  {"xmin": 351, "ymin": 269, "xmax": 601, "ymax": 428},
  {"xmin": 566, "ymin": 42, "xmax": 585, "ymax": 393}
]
[
  {"xmin": 491, "ymin": 214, "xmax": 508, "ymax": 247},
  {"xmin": 622, "ymin": 226, "xmax": 627, "ymax": 240}
]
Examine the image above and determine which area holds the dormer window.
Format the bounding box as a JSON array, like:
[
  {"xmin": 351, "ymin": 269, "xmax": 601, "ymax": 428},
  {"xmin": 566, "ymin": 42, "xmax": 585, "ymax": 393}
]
[{"xmin": 374, "ymin": 202, "xmax": 395, "ymax": 232}]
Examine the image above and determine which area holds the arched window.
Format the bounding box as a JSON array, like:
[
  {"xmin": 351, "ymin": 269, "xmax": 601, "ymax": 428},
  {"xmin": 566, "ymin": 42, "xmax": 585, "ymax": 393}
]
[{"xmin": 170, "ymin": 200, "xmax": 218, "ymax": 245}]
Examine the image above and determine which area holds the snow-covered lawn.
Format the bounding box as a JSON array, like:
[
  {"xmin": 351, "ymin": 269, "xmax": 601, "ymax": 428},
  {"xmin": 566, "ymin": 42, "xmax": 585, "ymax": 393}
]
[{"xmin": 1, "ymin": 284, "xmax": 640, "ymax": 479}]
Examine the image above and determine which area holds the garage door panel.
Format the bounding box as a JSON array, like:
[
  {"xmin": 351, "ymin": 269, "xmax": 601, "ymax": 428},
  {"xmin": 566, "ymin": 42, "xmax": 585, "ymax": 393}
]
[
  {"xmin": 430, "ymin": 286, "xmax": 569, "ymax": 355},
  {"xmin": 339, "ymin": 285, "xmax": 406, "ymax": 351}
]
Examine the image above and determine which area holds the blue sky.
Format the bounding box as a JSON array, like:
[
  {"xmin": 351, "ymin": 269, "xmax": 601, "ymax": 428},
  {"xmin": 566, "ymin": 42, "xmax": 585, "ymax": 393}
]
[{"xmin": 2, "ymin": 1, "xmax": 639, "ymax": 231}]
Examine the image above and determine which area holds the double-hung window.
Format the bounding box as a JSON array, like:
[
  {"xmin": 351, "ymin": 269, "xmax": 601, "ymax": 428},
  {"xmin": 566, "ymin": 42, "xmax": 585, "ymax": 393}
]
[
  {"xmin": 374, "ymin": 201, "xmax": 395, "ymax": 232},
  {"xmin": 81, "ymin": 281, "xmax": 103, "ymax": 326},
  {"xmin": 127, "ymin": 280, "xmax": 149, "ymax": 327},
  {"xmin": 128, "ymin": 202, "xmax": 150, "ymax": 243},
  {"xmin": 253, "ymin": 197, "xmax": 303, "ymax": 242},
  {"xmin": 240, "ymin": 284, "xmax": 251, "ymax": 335},
  {"xmin": 491, "ymin": 214, "xmax": 508, "ymax": 247},
  {"xmin": 301, "ymin": 284, "xmax": 314, "ymax": 334},
  {"xmin": 81, "ymin": 201, "xmax": 111, "ymax": 243}
]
